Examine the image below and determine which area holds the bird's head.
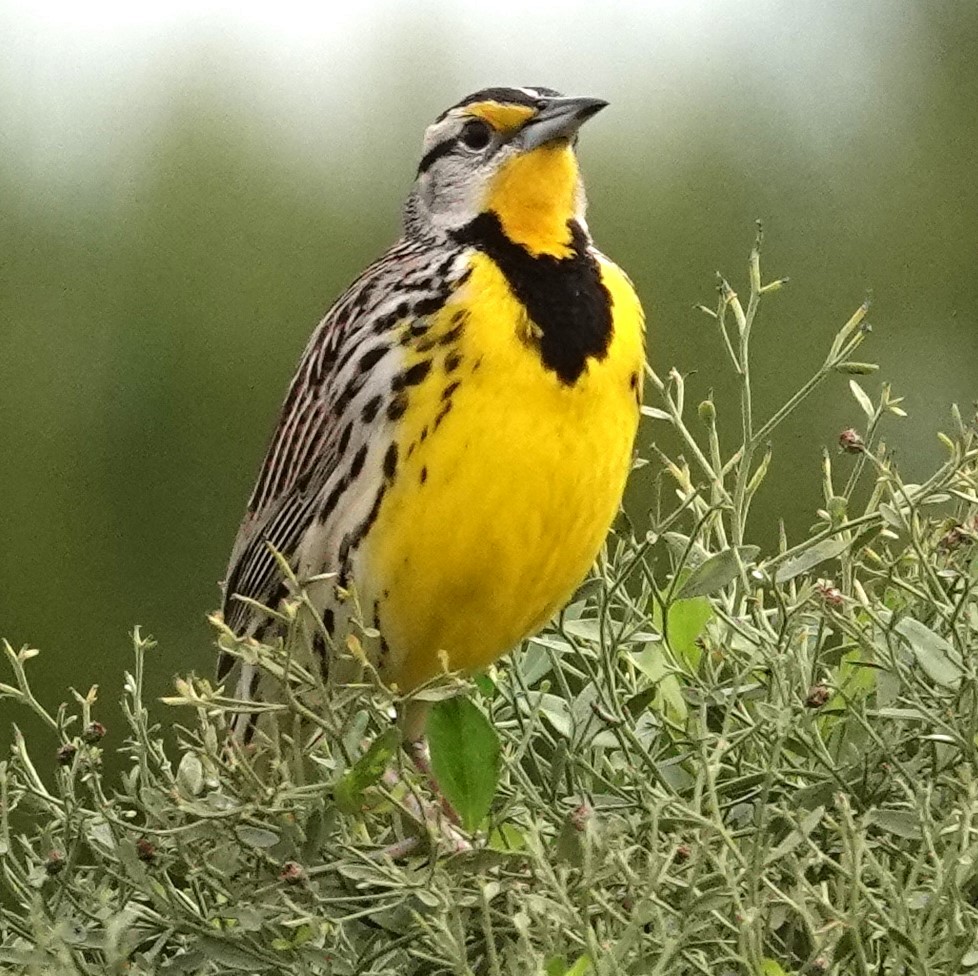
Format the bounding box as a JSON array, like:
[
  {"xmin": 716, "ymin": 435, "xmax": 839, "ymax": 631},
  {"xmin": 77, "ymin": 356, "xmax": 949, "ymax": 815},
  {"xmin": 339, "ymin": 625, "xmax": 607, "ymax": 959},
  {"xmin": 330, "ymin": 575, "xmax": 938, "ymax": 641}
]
[{"xmin": 405, "ymin": 86, "xmax": 607, "ymax": 256}]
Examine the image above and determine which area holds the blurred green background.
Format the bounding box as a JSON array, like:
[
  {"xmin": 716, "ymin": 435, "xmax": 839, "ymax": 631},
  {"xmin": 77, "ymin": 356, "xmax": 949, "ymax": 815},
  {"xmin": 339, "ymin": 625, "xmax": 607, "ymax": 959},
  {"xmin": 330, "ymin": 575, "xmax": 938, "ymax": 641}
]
[{"xmin": 1, "ymin": 0, "xmax": 976, "ymax": 738}]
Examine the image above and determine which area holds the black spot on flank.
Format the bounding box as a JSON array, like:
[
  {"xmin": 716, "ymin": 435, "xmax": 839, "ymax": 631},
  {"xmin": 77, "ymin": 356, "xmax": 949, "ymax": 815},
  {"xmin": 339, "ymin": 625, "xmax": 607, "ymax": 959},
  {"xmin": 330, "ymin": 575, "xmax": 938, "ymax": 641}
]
[
  {"xmin": 433, "ymin": 400, "xmax": 453, "ymax": 430},
  {"xmin": 452, "ymin": 213, "xmax": 613, "ymax": 384},
  {"xmin": 420, "ymin": 426, "xmax": 429, "ymax": 443},
  {"xmin": 349, "ymin": 445, "xmax": 368, "ymax": 481},
  {"xmin": 438, "ymin": 309, "xmax": 469, "ymax": 346},
  {"xmin": 440, "ymin": 322, "xmax": 465, "ymax": 346},
  {"xmin": 383, "ymin": 443, "xmax": 398, "ymax": 480},
  {"xmin": 413, "ymin": 295, "xmax": 446, "ymax": 317},
  {"xmin": 334, "ymin": 339, "xmax": 360, "ymax": 374},
  {"xmin": 409, "ymin": 322, "xmax": 429, "ymax": 337},
  {"xmin": 349, "ymin": 484, "xmax": 386, "ymax": 549},
  {"xmin": 361, "ymin": 395, "xmax": 382, "ymax": 424},
  {"xmin": 441, "ymin": 381, "xmax": 460, "ymax": 402},
  {"xmin": 356, "ymin": 280, "xmax": 377, "ymax": 308},
  {"xmin": 415, "ymin": 336, "xmax": 438, "ymax": 354},
  {"xmin": 393, "ymin": 360, "xmax": 432, "ymax": 391},
  {"xmin": 320, "ymin": 474, "xmax": 350, "ymax": 524},
  {"xmin": 387, "ymin": 393, "xmax": 408, "ymax": 421},
  {"xmin": 333, "ymin": 374, "xmax": 365, "ymax": 416},
  {"xmin": 372, "ymin": 310, "xmax": 400, "ymax": 335},
  {"xmin": 358, "ymin": 345, "xmax": 388, "ymax": 373},
  {"xmin": 323, "ymin": 608, "xmax": 335, "ymax": 635},
  {"xmin": 338, "ymin": 538, "xmax": 352, "ymax": 588},
  {"xmin": 473, "ymin": 356, "xmax": 483, "ymax": 371},
  {"xmin": 435, "ymin": 254, "xmax": 455, "ymax": 278},
  {"xmin": 332, "ymin": 388, "xmax": 350, "ymax": 416},
  {"xmin": 420, "ymin": 466, "xmax": 428, "ymax": 485},
  {"xmin": 396, "ymin": 301, "xmax": 410, "ymax": 318},
  {"xmin": 629, "ymin": 372, "xmax": 638, "ymax": 390},
  {"xmin": 337, "ymin": 421, "xmax": 353, "ymax": 456},
  {"xmin": 444, "ymin": 351, "xmax": 463, "ymax": 373}
]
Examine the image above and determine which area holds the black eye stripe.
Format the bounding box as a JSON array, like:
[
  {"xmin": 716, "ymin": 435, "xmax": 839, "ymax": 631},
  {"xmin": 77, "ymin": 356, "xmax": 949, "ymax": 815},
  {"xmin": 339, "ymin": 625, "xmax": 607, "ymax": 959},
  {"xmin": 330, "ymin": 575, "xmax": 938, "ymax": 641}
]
[
  {"xmin": 417, "ymin": 120, "xmax": 495, "ymax": 175},
  {"xmin": 416, "ymin": 138, "xmax": 457, "ymax": 175}
]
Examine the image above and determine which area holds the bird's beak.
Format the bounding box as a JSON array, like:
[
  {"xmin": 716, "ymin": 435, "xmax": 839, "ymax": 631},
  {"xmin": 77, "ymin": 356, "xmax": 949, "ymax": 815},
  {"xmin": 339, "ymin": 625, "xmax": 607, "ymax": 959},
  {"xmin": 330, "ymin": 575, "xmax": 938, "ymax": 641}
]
[{"xmin": 519, "ymin": 96, "xmax": 609, "ymax": 151}]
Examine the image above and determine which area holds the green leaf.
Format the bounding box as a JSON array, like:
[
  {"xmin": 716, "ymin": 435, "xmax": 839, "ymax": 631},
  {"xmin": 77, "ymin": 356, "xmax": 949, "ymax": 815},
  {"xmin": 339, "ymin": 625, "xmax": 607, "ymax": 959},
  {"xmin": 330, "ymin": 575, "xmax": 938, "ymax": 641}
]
[
  {"xmin": 334, "ymin": 727, "xmax": 401, "ymax": 813},
  {"xmin": 629, "ymin": 644, "xmax": 688, "ymax": 722},
  {"xmin": 773, "ymin": 536, "xmax": 851, "ymax": 583},
  {"xmin": 196, "ymin": 936, "xmax": 273, "ymax": 971},
  {"xmin": 233, "ymin": 825, "xmax": 280, "ymax": 849},
  {"xmin": 662, "ymin": 531, "xmax": 710, "ymax": 568},
  {"xmin": 427, "ymin": 697, "xmax": 501, "ymax": 831},
  {"xmin": 640, "ymin": 405, "xmax": 671, "ymax": 421},
  {"xmin": 829, "ymin": 648, "xmax": 877, "ymax": 709},
  {"xmin": 664, "ymin": 596, "xmax": 713, "ymax": 668},
  {"xmin": 759, "ymin": 960, "xmax": 791, "ymax": 976},
  {"xmin": 521, "ymin": 692, "xmax": 574, "ymax": 739},
  {"xmin": 849, "ymin": 378, "xmax": 875, "ymax": 417},
  {"xmin": 487, "ymin": 823, "xmax": 526, "ymax": 852},
  {"xmin": 677, "ymin": 546, "xmax": 758, "ymax": 598},
  {"xmin": 560, "ymin": 618, "xmax": 603, "ymax": 642},
  {"xmin": 836, "ymin": 361, "xmax": 879, "ymax": 375},
  {"xmin": 763, "ymin": 806, "xmax": 824, "ymax": 865},
  {"xmin": 546, "ymin": 957, "xmax": 593, "ymax": 976},
  {"xmin": 888, "ymin": 613, "xmax": 964, "ymax": 688},
  {"xmin": 176, "ymin": 753, "xmax": 204, "ymax": 797},
  {"xmin": 867, "ymin": 808, "xmax": 922, "ymax": 839}
]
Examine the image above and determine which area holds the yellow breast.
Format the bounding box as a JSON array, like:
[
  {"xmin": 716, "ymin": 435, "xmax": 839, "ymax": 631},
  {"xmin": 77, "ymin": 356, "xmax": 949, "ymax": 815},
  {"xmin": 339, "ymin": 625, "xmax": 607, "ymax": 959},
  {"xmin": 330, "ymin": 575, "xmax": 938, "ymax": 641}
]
[{"xmin": 361, "ymin": 251, "xmax": 645, "ymax": 691}]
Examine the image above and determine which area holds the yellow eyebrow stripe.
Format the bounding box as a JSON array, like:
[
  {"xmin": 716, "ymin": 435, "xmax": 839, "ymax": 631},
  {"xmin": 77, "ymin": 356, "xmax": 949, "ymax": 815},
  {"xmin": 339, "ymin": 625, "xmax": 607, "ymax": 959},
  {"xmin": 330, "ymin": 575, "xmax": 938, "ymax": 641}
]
[{"xmin": 465, "ymin": 101, "xmax": 536, "ymax": 132}]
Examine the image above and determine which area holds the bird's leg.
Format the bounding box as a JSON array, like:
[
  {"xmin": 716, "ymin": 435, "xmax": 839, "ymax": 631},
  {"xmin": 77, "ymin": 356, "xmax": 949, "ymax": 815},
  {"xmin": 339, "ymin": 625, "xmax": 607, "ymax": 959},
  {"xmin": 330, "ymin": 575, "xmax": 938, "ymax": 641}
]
[
  {"xmin": 376, "ymin": 743, "xmax": 470, "ymax": 857},
  {"xmin": 406, "ymin": 736, "xmax": 462, "ymax": 826}
]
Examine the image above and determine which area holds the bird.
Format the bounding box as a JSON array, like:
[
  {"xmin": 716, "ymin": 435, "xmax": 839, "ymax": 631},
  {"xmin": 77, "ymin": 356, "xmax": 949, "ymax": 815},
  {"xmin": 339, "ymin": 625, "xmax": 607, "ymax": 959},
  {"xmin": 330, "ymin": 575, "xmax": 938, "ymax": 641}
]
[{"xmin": 218, "ymin": 86, "xmax": 646, "ymax": 747}]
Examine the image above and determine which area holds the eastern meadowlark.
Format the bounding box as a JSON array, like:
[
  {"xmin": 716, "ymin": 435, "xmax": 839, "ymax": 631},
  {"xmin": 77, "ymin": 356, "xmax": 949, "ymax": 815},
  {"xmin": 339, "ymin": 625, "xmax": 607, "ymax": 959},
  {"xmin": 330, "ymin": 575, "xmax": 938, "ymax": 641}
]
[{"xmin": 218, "ymin": 86, "xmax": 645, "ymax": 742}]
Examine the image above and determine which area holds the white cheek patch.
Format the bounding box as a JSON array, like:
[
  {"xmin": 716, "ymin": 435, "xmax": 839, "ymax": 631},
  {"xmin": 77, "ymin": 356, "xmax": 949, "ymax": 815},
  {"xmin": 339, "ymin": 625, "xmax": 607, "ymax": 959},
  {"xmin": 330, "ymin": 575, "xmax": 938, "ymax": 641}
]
[{"xmin": 421, "ymin": 159, "xmax": 486, "ymax": 233}]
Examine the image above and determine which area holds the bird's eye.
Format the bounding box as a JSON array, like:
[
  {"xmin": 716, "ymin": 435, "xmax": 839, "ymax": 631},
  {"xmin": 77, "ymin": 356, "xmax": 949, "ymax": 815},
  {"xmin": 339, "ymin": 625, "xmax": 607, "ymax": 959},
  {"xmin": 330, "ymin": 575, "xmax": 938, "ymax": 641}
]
[{"xmin": 459, "ymin": 120, "xmax": 492, "ymax": 151}]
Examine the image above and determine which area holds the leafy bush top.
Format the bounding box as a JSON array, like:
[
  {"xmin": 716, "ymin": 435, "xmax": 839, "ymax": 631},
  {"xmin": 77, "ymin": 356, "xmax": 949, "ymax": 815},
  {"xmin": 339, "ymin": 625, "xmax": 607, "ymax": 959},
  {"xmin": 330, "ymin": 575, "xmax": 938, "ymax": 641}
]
[{"xmin": 3, "ymin": 231, "xmax": 978, "ymax": 975}]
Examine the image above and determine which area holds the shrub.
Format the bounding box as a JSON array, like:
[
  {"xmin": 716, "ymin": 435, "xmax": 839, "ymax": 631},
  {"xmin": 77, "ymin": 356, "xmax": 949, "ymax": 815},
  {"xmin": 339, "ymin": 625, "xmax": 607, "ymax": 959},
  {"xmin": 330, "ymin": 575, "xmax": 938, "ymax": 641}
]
[{"xmin": 3, "ymin": 231, "xmax": 978, "ymax": 975}]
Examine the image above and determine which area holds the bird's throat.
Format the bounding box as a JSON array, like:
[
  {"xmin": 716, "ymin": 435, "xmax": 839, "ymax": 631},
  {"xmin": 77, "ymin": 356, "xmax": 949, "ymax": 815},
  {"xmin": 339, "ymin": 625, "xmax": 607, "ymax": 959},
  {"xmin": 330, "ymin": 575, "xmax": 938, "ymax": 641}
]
[{"xmin": 484, "ymin": 144, "xmax": 580, "ymax": 258}]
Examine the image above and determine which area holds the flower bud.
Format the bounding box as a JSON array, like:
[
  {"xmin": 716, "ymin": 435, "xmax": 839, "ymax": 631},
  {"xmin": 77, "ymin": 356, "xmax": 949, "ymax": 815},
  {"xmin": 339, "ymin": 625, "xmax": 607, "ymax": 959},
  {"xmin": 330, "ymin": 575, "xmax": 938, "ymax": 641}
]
[
  {"xmin": 82, "ymin": 721, "xmax": 106, "ymax": 744},
  {"xmin": 806, "ymin": 685, "xmax": 831, "ymax": 709},
  {"xmin": 697, "ymin": 400, "xmax": 716, "ymax": 426},
  {"xmin": 838, "ymin": 428, "xmax": 865, "ymax": 454},
  {"xmin": 279, "ymin": 861, "xmax": 305, "ymax": 885},
  {"xmin": 570, "ymin": 803, "xmax": 592, "ymax": 833}
]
